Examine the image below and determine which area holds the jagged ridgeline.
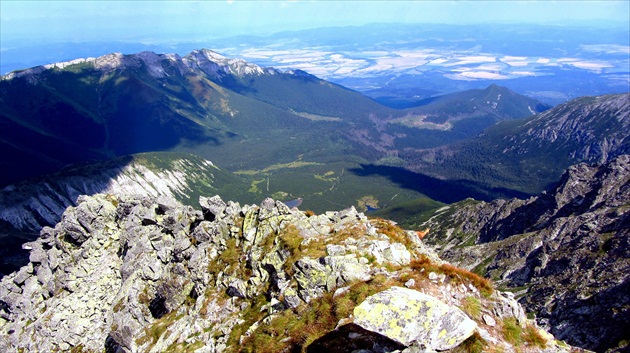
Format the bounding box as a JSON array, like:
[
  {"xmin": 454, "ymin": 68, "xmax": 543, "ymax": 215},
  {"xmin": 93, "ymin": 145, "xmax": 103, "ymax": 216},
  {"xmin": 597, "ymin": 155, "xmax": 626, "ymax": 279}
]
[
  {"xmin": 419, "ymin": 155, "xmax": 630, "ymax": 352},
  {"xmin": 0, "ymin": 194, "xmax": 576, "ymax": 353}
]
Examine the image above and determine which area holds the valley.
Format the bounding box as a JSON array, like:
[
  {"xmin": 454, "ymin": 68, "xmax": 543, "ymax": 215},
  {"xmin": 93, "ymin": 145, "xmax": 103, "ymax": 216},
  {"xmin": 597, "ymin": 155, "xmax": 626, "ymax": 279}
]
[{"xmin": 0, "ymin": 47, "xmax": 628, "ymax": 353}]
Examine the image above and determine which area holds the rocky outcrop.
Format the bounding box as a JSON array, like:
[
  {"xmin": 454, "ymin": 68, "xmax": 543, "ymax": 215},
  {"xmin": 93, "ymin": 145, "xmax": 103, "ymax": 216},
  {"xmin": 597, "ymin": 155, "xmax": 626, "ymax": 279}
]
[
  {"xmin": 0, "ymin": 193, "xmax": 573, "ymax": 353},
  {"xmin": 422, "ymin": 154, "xmax": 630, "ymax": 352},
  {"xmin": 353, "ymin": 286, "xmax": 477, "ymax": 350},
  {"xmin": 0, "ymin": 152, "xmax": 256, "ymax": 277}
]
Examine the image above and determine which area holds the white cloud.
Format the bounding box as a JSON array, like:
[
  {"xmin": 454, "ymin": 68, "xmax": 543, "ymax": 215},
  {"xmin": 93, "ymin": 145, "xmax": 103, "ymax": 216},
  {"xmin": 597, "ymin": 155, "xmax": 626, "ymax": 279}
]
[
  {"xmin": 503, "ymin": 61, "xmax": 530, "ymax": 67},
  {"xmin": 566, "ymin": 61, "xmax": 613, "ymax": 72},
  {"xmin": 501, "ymin": 55, "xmax": 528, "ymax": 61},
  {"xmin": 512, "ymin": 71, "xmax": 537, "ymax": 76},
  {"xmin": 447, "ymin": 71, "xmax": 510, "ymax": 80},
  {"xmin": 580, "ymin": 44, "xmax": 630, "ymax": 55}
]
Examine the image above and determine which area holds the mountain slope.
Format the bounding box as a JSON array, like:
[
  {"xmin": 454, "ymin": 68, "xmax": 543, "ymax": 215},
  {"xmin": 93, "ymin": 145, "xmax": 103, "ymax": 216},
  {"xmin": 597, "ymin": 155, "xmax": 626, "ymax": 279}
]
[
  {"xmin": 0, "ymin": 152, "xmax": 259, "ymax": 275},
  {"xmin": 1, "ymin": 50, "xmax": 552, "ymax": 191},
  {"xmin": 407, "ymin": 84, "xmax": 549, "ymax": 121},
  {"xmin": 0, "ymin": 50, "xmax": 395, "ymax": 187},
  {"xmin": 403, "ymin": 93, "xmax": 630, "ymax": 195},
  {"xmin": 0, "ymin": 193, "xmax": 578, "ymax": 353},
  {"xmin": 420, "ymin": 155, "xmax": 630, "ymax": 352},
  {"xmin": 379, "ymin": 84, "xmax": 551, "ymax": 149},
  {"xmin": 0, "ymin": 152, "xmax": 256, "ymax": 234}
]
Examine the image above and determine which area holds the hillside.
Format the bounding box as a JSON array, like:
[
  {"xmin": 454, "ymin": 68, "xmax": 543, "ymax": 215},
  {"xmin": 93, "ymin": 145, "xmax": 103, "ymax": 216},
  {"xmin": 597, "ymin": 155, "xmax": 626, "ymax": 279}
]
[
  {"xmin": 420, "ymin": 155, "xmax": 630, "ymax": 352},
  {"xmin": 0, "ymin": 152, "xmax": 260, "ymax": 275},
  {"xmin": 402, "ymin": 93, "xmax": 630, "ymax": 195},
  {"xmin": 0, "ymin": 50, "xmax": 551, "ymax": 193},
  {"xmin": 0, "ymin": 50, "xmax": 394, "ymax": 187},
  {"xmin": 399, "ymin": 84, "xmax": 549, "ymax": 134},
  {"xmin": 0, "ymin": 193, "xmax": 580, "ymax": 353}
]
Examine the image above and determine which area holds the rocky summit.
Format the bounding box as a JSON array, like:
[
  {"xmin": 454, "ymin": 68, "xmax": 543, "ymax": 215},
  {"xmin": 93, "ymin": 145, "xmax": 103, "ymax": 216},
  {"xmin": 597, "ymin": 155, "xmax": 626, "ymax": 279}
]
[{"xmin": 0, "ymin": 193, "xmax": 578, "ymax": 352}]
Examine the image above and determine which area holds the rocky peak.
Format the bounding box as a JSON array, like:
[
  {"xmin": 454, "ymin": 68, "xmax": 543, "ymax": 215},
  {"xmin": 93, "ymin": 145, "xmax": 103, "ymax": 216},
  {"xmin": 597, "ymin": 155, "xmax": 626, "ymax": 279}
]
[
  {"xmin": 520, "ymin": 93, "xmax": 629, "ymax": 163},
  {"xmin": 1, "ymin": 49, "xmax": 275, "ymax": 83},
  {"xmin": 0, "ymin": 194, "xmax": 575, "ymax": 353},
  {"xmin": 183, "ymin": 49, "xmax": 269, "ymax": 78}
]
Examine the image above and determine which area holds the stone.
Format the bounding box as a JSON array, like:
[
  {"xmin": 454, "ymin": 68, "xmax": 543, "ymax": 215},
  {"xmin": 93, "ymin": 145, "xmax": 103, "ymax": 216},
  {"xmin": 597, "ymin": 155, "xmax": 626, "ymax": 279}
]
[
  {"xmin": 293, "ymin": 258, "xmax": 330, "ymax": 302},
  {"xmin": 382, "ymin": 242, "xmax": 411, "ymax": 266},
  {"xmin": 199, "ymin": 195, "xmax": 227, "ymax": 221},
  {"xmin": 353, "ymin": 286, "xmax": 477, "ymax": 350},
  {"xmin": 0, "ymin": 193, "xmax": 574, "ymax": 353},
  {"xmin": 482, "ymin": 314, "xmax": 496, "ymax": 327}
]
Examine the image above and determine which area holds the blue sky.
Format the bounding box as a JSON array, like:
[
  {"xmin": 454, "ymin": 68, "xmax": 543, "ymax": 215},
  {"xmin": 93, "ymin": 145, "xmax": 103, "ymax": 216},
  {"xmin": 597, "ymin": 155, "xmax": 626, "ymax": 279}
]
[{"xmin": 2, "ymin": 0, "xmax": 629, "ymax": 45}]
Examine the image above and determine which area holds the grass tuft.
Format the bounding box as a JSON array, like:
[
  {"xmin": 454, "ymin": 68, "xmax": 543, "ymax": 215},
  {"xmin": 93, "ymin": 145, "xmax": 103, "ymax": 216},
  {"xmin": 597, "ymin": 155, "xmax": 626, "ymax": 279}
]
[
  {"xmin": 501, "ymin": 317, "xmax": 522, "ymax": 346},
  {"xmin": 523, "ymin": 323, "xmax": 547, "ymax": 348},
  {"xmin": 450, "ymin": 331, "xmax": 487, "ymax": 353},
  {"xmin": 410, "ymin": 256, "xmax": 494, "ymax": 297},
  {"xmin": 460, "ymin": 296, "xmax": 482, "ymax": 320}
]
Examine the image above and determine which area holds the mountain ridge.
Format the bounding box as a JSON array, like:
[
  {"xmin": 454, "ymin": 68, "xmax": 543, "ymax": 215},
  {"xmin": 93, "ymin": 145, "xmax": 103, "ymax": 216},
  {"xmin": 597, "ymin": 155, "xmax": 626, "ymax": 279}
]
[
  {"xmin": 402, "ymin": 92, "xmax": 630, "ymax": 195},
  {"xmin": 1, "ymin": 49, "xmax": 551, "ymax": 200},
  {"xmin": 420, "ymin": 155, "xmax": 630, "ymax": 352},
  {"xmin": 0, "ymin": 192, "xmax": 581, "ymax": 353}
]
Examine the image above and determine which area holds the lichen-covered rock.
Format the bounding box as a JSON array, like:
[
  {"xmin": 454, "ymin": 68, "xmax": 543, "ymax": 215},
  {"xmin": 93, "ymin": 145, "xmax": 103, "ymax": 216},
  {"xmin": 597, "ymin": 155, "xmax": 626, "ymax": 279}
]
[
  {"xmin": 0, "ymin": 193, "xmax": 576, "ymax": 353},
  {"xmin": 353, "ymin": 286, "xmax": 477, "ymax": 351}
]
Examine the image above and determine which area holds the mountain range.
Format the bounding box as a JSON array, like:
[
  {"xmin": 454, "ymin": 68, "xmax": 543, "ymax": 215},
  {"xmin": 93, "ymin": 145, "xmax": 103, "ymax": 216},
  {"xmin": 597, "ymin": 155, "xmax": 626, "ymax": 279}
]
[
  {"xmin": 1, "ymin": 49, "xmax": 629, "ymax": 352},
  {"xmin": 401, "ymin": 93, "xmax": 630, "ymax": 196},
  {"xmin": 4, "ymin": 24, "xmax": 628, "ymax": 105},
  {"xmin": 0, "ymin": 49, "xmax": 550, "ymax": 189}
]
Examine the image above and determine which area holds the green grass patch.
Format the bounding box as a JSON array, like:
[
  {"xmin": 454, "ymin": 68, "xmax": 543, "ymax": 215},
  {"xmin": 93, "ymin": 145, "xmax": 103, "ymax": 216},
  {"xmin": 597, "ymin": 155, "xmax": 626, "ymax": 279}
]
[
  {"xmin": 450, "ymin": 331, "xmax": 487, "ymax": 353},
  {"xmin": 501, "ymin": 317, "xmax": 522, "ymax": 346},
  {"xmin": 460, "ymin": 296, "xmax": 482, "ymax": 320}
]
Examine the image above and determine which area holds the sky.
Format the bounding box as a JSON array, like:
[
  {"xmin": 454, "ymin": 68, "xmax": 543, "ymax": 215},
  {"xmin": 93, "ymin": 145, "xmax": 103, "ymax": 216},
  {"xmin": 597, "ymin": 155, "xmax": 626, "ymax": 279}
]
[{"xmin": 2, "ymin": 0, "xmax": 629, "ymax": 46}]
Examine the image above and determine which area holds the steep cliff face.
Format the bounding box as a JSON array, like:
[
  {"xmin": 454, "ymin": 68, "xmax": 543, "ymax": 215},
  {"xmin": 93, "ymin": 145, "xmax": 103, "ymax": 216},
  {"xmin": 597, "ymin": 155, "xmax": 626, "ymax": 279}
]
[
  {"xmin": 0, "ymin": 194, "xmax": 577, "ymax": 353},
  {"xmin": 0, "ymin": 152, "xmax": 251, "ymax": 235},
  {"xmin": 422, "ymin": 155, "xmax": 630, "ymax": 352},
  {"xmin": 0, "ymin": 152, "xmax": 256, "ymax": 276}
]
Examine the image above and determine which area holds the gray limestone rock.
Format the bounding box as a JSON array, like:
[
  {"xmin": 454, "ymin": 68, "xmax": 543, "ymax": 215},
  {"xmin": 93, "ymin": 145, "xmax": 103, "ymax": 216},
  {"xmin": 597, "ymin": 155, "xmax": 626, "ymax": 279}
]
[
  {"xmin": 0, "ymin": 193, "xmax": 575, "ymax": 353},
  {"xmin": 353, "ymin": 286, "xmax": 477, "ymax": 350},
  {"xmin": 199, "ymin": 195, "xmax": 227, "ymax": 221}
]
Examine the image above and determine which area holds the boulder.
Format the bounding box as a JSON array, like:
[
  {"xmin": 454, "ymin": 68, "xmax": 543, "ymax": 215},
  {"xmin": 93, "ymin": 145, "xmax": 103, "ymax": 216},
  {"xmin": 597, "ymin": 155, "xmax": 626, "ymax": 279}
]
[
  {"xmin": 353, "ymin": 286, "xmax": 477, "ymax": 351},
  {"xmin": 199, "ymin": 195, "xmax": 227, "ymax": 221}
]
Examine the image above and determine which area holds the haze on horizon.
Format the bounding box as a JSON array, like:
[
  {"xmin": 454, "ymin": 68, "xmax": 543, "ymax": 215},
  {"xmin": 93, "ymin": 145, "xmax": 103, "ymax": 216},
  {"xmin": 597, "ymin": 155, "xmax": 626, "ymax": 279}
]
[{"xmin": 2, "ymin": 0, "xmax": 629, "ymax": 46}]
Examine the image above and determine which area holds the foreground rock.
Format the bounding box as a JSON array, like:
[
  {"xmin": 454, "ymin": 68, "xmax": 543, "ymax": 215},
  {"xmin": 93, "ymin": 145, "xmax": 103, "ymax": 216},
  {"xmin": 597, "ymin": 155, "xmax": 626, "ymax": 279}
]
[
  {"xmin": 1, "ymin": 194, "xmax": 576, "ymax": 352},
  {"xmin": 354, "ymin": 286, "xmax": 477, "ymax": 350},
  {"xmin": 422, "ymin": 155, "xmax": 630, "ymax": 352}
]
